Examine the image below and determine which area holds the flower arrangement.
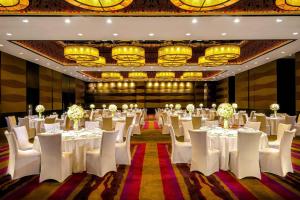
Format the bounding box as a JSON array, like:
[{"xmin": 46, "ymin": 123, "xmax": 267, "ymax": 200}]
[
  {"xmin": 35, "ymin": 105, "xmax": 45, "ymax": 119},
  {"xmin": 165, "ymin": 104, "xmax": 169, "ymax": 109},
  {"xmin": 109, "ymin": 104, "xmax": 117, "ymax": 112},
  {"xmin": 169, "ymin": 104, "xmax": 174, "ymax": 109},
  {"xmin": 134, "ymin": 104, "xmax": 138, "ymax": 108},
  {"xmin": 186, "ymin": 104, "xmax": 195, "ymax": 114},
  {"xmin": 199, "ymin": 103, "xmax": 203, "ymax": 109},
  {"xmin": 122, "ymin": 104, "xmax": 128, "ymax": 110},
  {"xmin": 212, "ymin": 103, "xmax": 217, "ymax": 109},
  {"xmin": 102, "ymin": 104, "xmax": 106, "ymax": 109},
  {"xmin": 217, "ymin": 103, "xmax": 234, "ymax": 129},
  {"xmin": 130, "ymin": 104, "xmax": 134, "ymax": 109},
  {"xmin": 232, "ymin": 103, "xmax": 238, "ymax": 113},
  {"xmin": 90, "ymin": 104, "xmax": 95, "ymax": 110},
  {"xmin": 67, "ymin": 104, "xmax": 84, "ymax": 130},
  {"xmin": 175, "ymin": 104, "xmax": 181, "ymax": 110},
  {"xmin": 270, "ymin": 103, "xmax": 280, "ymax": 117}
]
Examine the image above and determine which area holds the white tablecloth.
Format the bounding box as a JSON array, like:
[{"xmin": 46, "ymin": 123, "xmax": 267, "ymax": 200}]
[{"xmin": 33, "ymin": 129, "xmax": 103, "ymax": 173}]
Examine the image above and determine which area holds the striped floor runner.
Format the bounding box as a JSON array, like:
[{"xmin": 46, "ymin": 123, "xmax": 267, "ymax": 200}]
[{"xmin": 1, "ymin": 118, "xmax": 300, "ymax": 199}]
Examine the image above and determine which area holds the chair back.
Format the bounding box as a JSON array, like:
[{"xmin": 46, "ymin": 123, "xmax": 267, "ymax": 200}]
[
  {"xmin": 249, "ymin": 111, "xmax": 256, "ymax": 121},
  {"xmin": 277, "ymin": 123, "xmax": 291, "ymax": 142},
  {"xmin": 115, "ymin": 122, "xmax": 125, "ymax": 142},
  {"xmin": 182, "ymin": 120, "xmax": 193, "ymax": 142},
  {"xmin": 85, "ymin": 121, "xmax": 99, "ymax": 130},
  {"xmin": 64, "ymin": 116, "xmax": 72, "ymax": 131},
  {"xmin": 285, "ymin": 115, "xmax": 296, "ymax": 128},
  {"xmin": 208, "ymin": 110, "xmax": 216, "ymax": 121},
  {"xmin": 237, "ymin": 131, "xmax": 261, "ymax": 163},
  {"xmin": 38, "ymin": 134, "xmax": 62, "ymax": 179},
  {"xmin": 279, "ymin": 129, "xmax": 295, "ymax": 158},
  {"xmin": 162, "ymin": 112, "xmax": 170, "ymax": 125},
  {"xmin": 125, "ymin": 125, "xmax": 134, "ymax": 151},
  {"xmin": 102, "ymin": 117, "xmax": 113, "ymax": 131},
  {"xmin": 134, "ymin": 112, "xmax": 141, "ymax": 125},
  {"xmin": 255, "ymin": 114, "xmax": 267, "ymax": 132},
  {"xmin": 244, "ymin": 121, "xmax": 261, "ymax": 131},
  {"xmin": 6, "ymin": 116, "xmax": 17, "ymax": 132},
  {"xmin": 242, "ymin": 114, "xmax": 248, "ymax": 125},
  {"xmin": 170, "ymin": 115, "xmax": 181, "ymax": 137},
  {"xmin": 124, "ymin": 116, "xmax": 134, "ymax": 137},
  {"xmin": 44, "ymin": 123, "xmax": 61, "ymax": 133},
  {"xmin": 192, "ymin": 116, "xmax": 202, "ymax": 129},
  {"xmin": 5, "ymin": 131, "xmax": 18, "ymax": 158},
  {"xmin": 169, "ymin": 125, "xmax": 177, "ymax": 151},
  {"xmin": 45, "ymin": 117, "xmax": 56, "ymax": 124},
  {"xmin": 13, "ymin": 126, "xmax": 31, "ymax": 150},
  {"xmin": 99, "ymin": 130, "xmax": 117, "ymax": 165},
  {"xmin": 189, "ymin": 130, "xmax": 208, "ymax": 158}
]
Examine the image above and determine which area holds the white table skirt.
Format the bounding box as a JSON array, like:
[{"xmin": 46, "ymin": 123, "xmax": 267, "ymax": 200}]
[{"xmin": 33, "ymin": 130, "xmax": 102, "ymax": 173}]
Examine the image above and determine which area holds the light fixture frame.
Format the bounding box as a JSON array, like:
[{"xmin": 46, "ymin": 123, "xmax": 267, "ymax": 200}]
[
  {"xmin": 170, "ymin": 0, "xmax": 240, "ymax": 11},
  {"xmin": 64, "ymin": 0, "xmax": 133, "ymax": 11}
]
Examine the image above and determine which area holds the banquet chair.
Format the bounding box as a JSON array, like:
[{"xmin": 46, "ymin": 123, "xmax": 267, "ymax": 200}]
[
  {"xmin": 229, "ymin": 131, "xmax": 262, "ymax": 179},
  {"xmin": 259, "ymin": 129, "xmax": 296, "ymax": 177},
  {"xmin": 13, "ymin": 126, "xmax": 33, "ymax": 150},
  {"xmin": 5, "ymin": 131, "xmax": 40, "ymax": 180},
  {"xmin": 244, "ymin": 121, "xmax": 261, "ymax": 131},
  {"xmin": 255, "ymin": 114, "xmax": 270, "ymax": 134},
  {"xmin": 86, "ymin": 130, "xmax": 117, "ymax": 177},
  {"xmin": 5, "ymin": 116, "xmax": 17, "ymax": 132},
  {"xmin": 161, "ymin": 112, "xmax": 170, "ymax": 134},
  {"xmin": 115, "ymin": 121, "xmax": 125, "ymax": 143},
  {"xmin": 102, "ymin": 117, "xmax": 113, "ymax": 131},
  {"xmin": 170, "ymin": 115, "xmax": 183, "ymax": 137},
  {"xmin": 132, "ymin": 112, "xmax": 142, "ymax": 135},
  {"xmin": 124, "ymin": 115, "xmax": 134, "ymax": 138},
  {"xmin": 38, "ymin": 134, "xmax": 73, "ymax": 182},
  {"xmin": 182, "ymin": 120, "xmax": 193, "ymax": 142},
  {"xmin": 249, "ymin": 111, "xmax": 256, "ymax": 121},
  {"xmin": 116, "ymin": 125, "xmax": 134, "ymax": 165},
  {"xmin": 208, "ymin": 111, "xmax": 216, "ymax": 121},
  {"xmin": 85, "ymin": 121, "xmax": 100, "ymax": 130},
  {"xmin": 192, "ymin": 116, "xmax": 202, "ymax": 129},
  {"xmin": 44, "ymin": 123, "xmax": 61, "ymax": 133},
  {"xmin": 242, "ymin": 114, "xmax": 248, "ymax": 125},
  {"xmin": 45, "ymin": 117, "xmax": 56, "ymax": 124},
  {"xmin": 189, "ymin": 130, "xmax": 220, "ymax": 176},
  {"xmin": 64, "ymin": 116, "xmax": 72, "ymax": 131},
  {"xmin": 169, "ymin": 125, "xmax": 191, "ymax": 164},
  {"xmin": 268, "ymin": 123, "xmax": 291, "ymax": 149},
  {"xmin": 285, "ymin": 115, "xmax": 296, "ymax": 129},
  {"xmin": 18, "ymin": 117, "xmax": 35, "ymax": 139},
  {"xmin": 204, "ymin": 120, "xmax": 219, "ymax": 127}
]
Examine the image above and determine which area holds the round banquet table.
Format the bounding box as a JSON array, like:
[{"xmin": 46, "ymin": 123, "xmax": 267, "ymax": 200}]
[
  {"xmin": 33, "ymin": 129, "xmax": 103, "ymax": 173},
  {"xmin": 198, "ymin": 127, "xmax": 268, "ymax": 171}
]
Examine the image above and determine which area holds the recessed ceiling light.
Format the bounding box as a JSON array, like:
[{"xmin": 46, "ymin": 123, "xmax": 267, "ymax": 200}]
[
  {"xmin": 106, "ymin": 18, "xmax": 112, "ymax": 24},
  {"xmin": 185, "ymin": 33, "xmax": 191, "ymax": 36},
  {"xmin": 35, "ymin": 58, "xmax": 39, "ymax": 61},
  {"xmin": 22, "ymin": 19, "xmax": 29, "ymax": 23},
  {"xmin": 293, "ymin": 32, "xmax": 299, "ymax": 35},
  {"xmin": 192, "ymin": 18, "xmax": 198, "ymax": 24},
  {"xmin": 56, "ymin": 66, "xmax": 59, "ymax": 68},
  {"xmin": 77, "ymin": 33, "xmax": 83, "ymax": 36},
  {"xmin": 281, "ymin": 51, "xmax": 286, "ymax": 54},
  {"xmin": 46, "ymin": 63, "xmax": 50, "ymax": 65},
  {"xmin": 276, "ymin": 18, "xmax": 283, "ymax": 23},
  {"xmin": 0, "ymin": 44, "xmax": 3, "ymax": 47},
  {"xmin": 233, "ymin": 18, "xmax": 240, "ymax": 23},
  {"xmin": 148, "ymin": 33, "xmax": 155, "ymax": 36},
  {"xmin": 254, "ymin": 62, "xmax": 258, "ymax": 64},
  {"xmin": 19, "ymin": 52, "xmax": 24, "ymax": 55},
  {"xmin": 65, "ymin": 18, "xmax": 71, "ymax": 24},
  {"xmin": 113, "ymin": 33, "xmax": 119, "ymax": 36},
  {"xmin": 221, "ymin": 32, "xmax": 227, "ymax": 36},
  {"xmin": 266, "ymin": 57, "xmax": 270, "ymax": 60},
  {"xmin": 6, "ymin": 33, "xmax": 12, "ymax": 36}
]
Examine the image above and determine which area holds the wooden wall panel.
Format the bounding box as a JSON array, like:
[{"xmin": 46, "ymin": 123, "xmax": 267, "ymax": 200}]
[
  {"xmin": 39, "ymin": 67, "xmax": 53, "ymax": 110},
  {"xmin": 235, "ymin": 71, "xmax": 249, "ymax": 109},
  {"xmin": 296, "ymin": 53, "xmax": 300, "ymax": 111},
  {"xmin": 75, "ymin": 79, "xmax": 85, "ymax": 105},
  {"xmin": 52, "ymin": 71, "xmax": 62, "ymax": 110},
  {"xmin": 215, "ymin": 78, "xmax": 228, "ymax": 104},
  {"xmin": 1, "ymin": 52, "xmax": 26, "ymax": 113}
]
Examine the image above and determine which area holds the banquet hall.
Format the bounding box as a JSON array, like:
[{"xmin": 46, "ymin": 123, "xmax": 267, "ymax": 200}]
[{"xmin": 0, "ymin": 0, "xmax": 300, "ymax": 199}]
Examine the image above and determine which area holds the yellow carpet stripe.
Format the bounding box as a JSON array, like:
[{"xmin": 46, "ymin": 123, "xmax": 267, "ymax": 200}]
[{"xmin": 212, "ymin": 174, "xmax": 238, "ymax": 200}]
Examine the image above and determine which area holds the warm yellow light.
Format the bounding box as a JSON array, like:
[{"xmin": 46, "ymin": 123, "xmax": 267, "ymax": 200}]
[
  {"xmin": 158, "ymin": 45, "xmax": 192, "ymax": 61},
  {"xmin": 155, "ymin": 72, "xmax": 176, "ymax": 79},
  {"xmin": 103, "ymin": 83, "xmax": 109, "ymax": 88},
  {"xmin": 64, "ymin": 0, "xmax": 133, "ymax": 11},
  {"xmin": 276, "ymin": 0, "xmax": 300, "ymax": 10},
  {"xmin": 170, "ymin": 0, "xmax": 240, "ymax": 11},
  {"xmin": 64, "ymin": 46, "xmax": 99, "ymax": 61},
  {"xmin": 110, "ymin": 82, "xmax": 116, "ymax": 88},
  {"xmin": 112, "ymin": 46, "xmax": 145, "ymax": 61},
  {"xmin": 97, "ymin": 83, "xmax": 103, "ymax": 89},
  {"xmin": 117, "ymin": 82, "xmax": 122, "ymax": 88},
  {"xmin": 160, "ymin": 82, "xmax": 166, "ymax": 88},
  {"xmin": 167, "ymin": 82, "xmax": 172, "ymax": 89},
  {"xmin": 77, "ymin": 56, "xmax": 106, "ymax": 67},
  {"xmin": 181, "ymin": 72, "xmax": 203, "ymax": 80},
  {"xmin": 179, "ymin": 82, "xmax": 185, "ymax": 88},
  {"xmin": 89, "ymin": 83, "xmax": 96, "ymax": 89},
  {"xmin": 205, "ymin": 45, "xmax": 240, "ymax": 61},
  {"xmin": 102, "ymin": 72, "xmax": 123, "ymax": 80},
  {"xmin": 130, "ymin": 82, "xmax": 135, "ymax": 88},
  {"xmin": 0, "ymin": 0, "xmax": 29, "ymax": 10},
  {"xmin": 198, "ymin": 56, "xmax": 227, "ymax": 67},
  {"xmin": 173, "ymin": 82, "xmax": 178, "ymax": 89},
  {"xmin": 123, "ymin": 82, "xmax": 128, "ymax": 88},
  {"xmin": 147, "ymin": 82, "xmax": 153, "ymax": 88},
  {"xmin": 128, "ymin": 72, "xmax": 148, "ymax": 79},
  {"xmin": 158, "ymin": 58, "xmax": 186, "ymax": 67},
  {"xmin": 117, "ymin": 59, "xmax": 145, "ymax": 67},
  {"xmin": 154, "ymin": 82, "xmax": 159, "ymax": 88}
]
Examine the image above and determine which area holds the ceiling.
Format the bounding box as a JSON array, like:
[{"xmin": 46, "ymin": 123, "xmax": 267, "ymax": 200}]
[{"xmin": 0, "ymin": 16, "xmax": 300, "ymax": 82}]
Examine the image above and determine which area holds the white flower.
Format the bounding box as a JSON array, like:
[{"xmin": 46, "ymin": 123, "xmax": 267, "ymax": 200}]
[
  {"xmin": 175, "ymin": 104, "xmax": 181, "ymax": 110},
  {"xmin": 90, "ymin": 104, "xmax": 95, "ymax": 109},
  {"xmin": 212, "ymin": 103, "xmax": 217, "ymax": 108},
  {"xmin": 169, "ymin": 104, "xmax": 174, "ymax": 108},
  {"xmin": 217, "ymin": 103, "xmax": 234, "ymax": 119},
  {"xmin": 67, "ymin": 104, "xmax": 84, "ymax": 120},
  {"xmin": 102, "ymin": 104, "xmax": 106, "ymax": 109},
  {"xmin": 134, "ymin": 104, "xmax": 138, "ymax": 108},
  {"xmin": 165, "ymin": 104, "xmax": 169, "ymax": 108},
  {"xmin": 199, "ymin": 103, "xmax": 203, "ymax": 108},
  {"xmin": 130, "ymin": 104, "xmax": 134, "ymax": 109},
  {"xmin": 35, "ymin": 105, "xmax": 45, "ymax": 113},
  {"xmin": 232, "ymin": 103, "xmax": 238, "ymax": 109},
  {"xmin": 186, "ymin": 104, "xmax": 195, "ymax": 113},
  {"xmin": 122, "ymin": 104, "xmax": 128, "ymax": 110},
  {"xmin": 109, "ymin": 104, "xmax": 117, "ymax": 112},
  {"xmin": 270, "ymin": 103, "xmax": 279, "ymax": 111}
]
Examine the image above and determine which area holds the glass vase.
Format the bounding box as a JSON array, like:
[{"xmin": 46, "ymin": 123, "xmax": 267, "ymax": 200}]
[
  {"xmin": 274, "ymin": 110, "xmax": 277, "ymax": 118},
  {"xmin": 223, "ymin": 118, "xmax": 229, "ymax": 129},
  {"xmin": 73, "ymin": 120, "xmax": 79, "ymax": 131},
  {"xmin": 39, "ymin": 112, "xmax": 42, "ymax": 119}
]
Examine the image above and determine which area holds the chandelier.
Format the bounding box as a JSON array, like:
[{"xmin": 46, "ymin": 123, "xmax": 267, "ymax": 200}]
[
  {"xmin": 77, "ymin": 56, "xmax": 106, "ymax": 67},
  {"xmin": 64, "ymin": 46, "xmax": 99, "ymax": 61},
  {"xmin": 117, "ymin": 59, "xmax": 145, "ymax": 67},
  {"xmin": 102, "ymin": 72, "xmax": 123, "ymax": 80},
  {"xmin": 158, "ymin": 58, "xmax": 186, "ymax": 67},
  {"xmin": 276, "ymin": 0, "xmax": 300, "ymax": 10},
  {"xmin": 181, "ymin": 72, "xmax": 203, "ymax": 80},
  {"xmin": 155, "ymin": 72, "xmax": 175, "ymax": 79},
  {"xmin": 128, "ymin": 72, "xmax": 148, "ymax": 79},
  {"xmin": 170, "ymin": 0, "xmax": 240, "ymax": 11},
  {"xmin": 64, "ymin": 0, "xmax": 133, "ymax": 11},
  {"xmin": 205, "ymin": 45, "xmax": 240, "ymax": 61},
  {"xmin": 0, "ymin": 0, "xmax": 29, "ymax": 10},
  {"xmin": 198, "ymin": 56, "xmax": 227, "ymax": 67},
  {"xmin": 112, "ymin": 46, "xmax": 145, "ymax": 61},
  {"xmin": 158, "ymin": 45, "xmax": 192, "ymax": 61}
]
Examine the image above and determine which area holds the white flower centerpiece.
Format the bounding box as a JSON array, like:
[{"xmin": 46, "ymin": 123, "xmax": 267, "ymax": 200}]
[
  {"xmin": 217, "ymin": 103, "xmax": 234, "ymax": 129},
  {"xmin": 169, "ymin": 104, "xmax": 174, "ymax": 110},
  {"xmin": 212, "ymin": 103, "xmax": 217, "ymax": 110},
  {"xmin": 130, "ymin": 104, "xmax": 134, "ymax": 109},
  {"xmin": 67, "ymin": 104, "xmax": 84, "ymax": 131},
  {"xmin": 122, "ymin": 104, "xmax": 128, "ymax": 111},
  {"xmin": 90, "ymin": 104, "xmax": 95, "ymax": 111},
  {"xmin": 165, "ymin": 104, "xmax": 169, "ymax": 109},
  {"xmin": 186, "ymin": 104, "xmax": 195, "ymax": 116},
  {"xmin": 109, "ymin": 104, "xmax": 117, "ymax": 116},
  {"xmin": 232, "ymin": 103, "xmax": 238, "ymax": 113},
  {"xmin": 102, "ymin": 104, "xmax": 107, "ymax": 109},
  {"xmin": 134, "ymin": 104, "xmax": 138, "ymax": 109},
  {"xmin": 270, "ymin": 103, "xmax": 280, "ymax": 117},
  {"xmin": 35, "ymin": 105, "xmax": 45, "ymax": 119},
  {"xmin": 199, "ymin": 103, "xmax": 204, "ymax": 110},
  {"xmin": 175, "ymin": 104, "xmax": 181, "ymax": 110}
]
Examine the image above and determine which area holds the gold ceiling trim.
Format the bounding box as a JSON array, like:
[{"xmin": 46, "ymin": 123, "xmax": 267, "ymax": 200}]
[
  {"xmin": 128, "ymin": 72, "xmax": 148, "ymax": 79},
  {"xmin": 64, "ymin": 0, "xmax": 133, "ymax": 11},
  {"xmin": 158, "ymin": 58, "xmax": 186, "ymax": 67},
  {"xmin": 181, "ymin": 72, "xmax": 203, "ymax": 80},
  {"xmin": 276, "ymin": 0, "xmax": 300, "ymax": 11},
  {"xmin": 170, "ymin": 0, "xmax": 240, "ymax": 11},
  {"xmin": 0, "ymin": 0, "xmax": 29, "ymax": 10},
  {"xmin": 102, "ymin": 72, "xmax": 123, "ymax": 80},
  {"xmin": 117, "ymin": 59, "xmax": 145, "ymax": 67},
  {"xmin": 155, "ymin": 72, "xmax": 176, "ymax": 79},
  {"xmin": 64, "ymin": 46, "xmax": 99, "ymax": 61}
]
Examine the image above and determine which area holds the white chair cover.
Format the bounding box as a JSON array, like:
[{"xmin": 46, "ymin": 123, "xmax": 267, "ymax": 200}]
[
  {"xmin": 84, "ymin": 121, "xmax": 100, "ymax": 130},
  {"xmin": 5, "ymin": 131, "xmax": 40, "ymax": 180},
  {"xmin": 229, "ymin": 131, "xmax": 262, "ymax": 179},
  {"xmin": 44, "ymin": 123, "xmax": 61, "ymax": 133},
  {"xmin": 244, "ymin": 121, "xmax": 261, "ymax": 131},
  {"xmin": 132, "ymin": 112, "xmax": 142, "ymax": 135},
  {"xmin": 115, "ymin": 121, "xmax": 125, "ymax": 143},
  {"xmin": 182, "ymin": 120, "xmax": 193, "ymax": 142},
  {"xmin": 38, "ymin": 134, "xmax": 73, "ymax": 182},
  {"xmin": 13, "ymin": 126, "xmax": 33, "ymax": 150},
  {"xmin": 86, "ymin": 130, "xmax": 117, "ymax": 177},
  {"xmin": 116, "ymin": 125, "xmax": 134, "ymax": 165},
  {"xmin": 189, "ymin": 130, "xmax": 220, "ymax": 176},
  {"xmin": 6, "ymin": 116, "xmax": 17, "ymax": 132},
  {"xmin": 268, "ymin": 123, "xmax": 291, "ymax": 149}
]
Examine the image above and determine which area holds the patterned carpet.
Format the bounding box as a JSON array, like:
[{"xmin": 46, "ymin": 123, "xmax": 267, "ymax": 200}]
[{"xmin": 0, "ymin": 115, "xmax": 300, "ymax": 200}]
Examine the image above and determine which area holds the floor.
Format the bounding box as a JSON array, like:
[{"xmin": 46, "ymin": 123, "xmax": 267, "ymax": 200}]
[{"xmin": 0, "ymin": 115, "xmax": 300, "ymax": 199}]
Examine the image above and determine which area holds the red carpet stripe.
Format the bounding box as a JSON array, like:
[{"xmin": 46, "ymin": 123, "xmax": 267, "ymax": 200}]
[
  {"xmin": 0, "ymin": 145, "xmax": 8, "ymax": 152},
  {"xmin": 143, "ymin": 121, "xmax": 149, "ymax": 129},
  {"xmin": 261, "ymin": 173, "xmax": 300, "ymax": 199},
  {"xmin": 120, "ymin": 143, "xmax": 146, "ymax": 200},
  {"xmin": 154, "ymin": 121, "xmax": 160, "ymax": 129},
  {"xmin": 157, "ymin": 143, "xmax": 184, "ymax": 200},
  {"xmin": 215, "ymin": 171, "xmax": 257, "ymax": 200},
  {"xmin": 0, "ymin": 167, "xmax": 7, "ymax": 175},
  {"xmin": 0, "ymin": 156, "xmax": 8, "ymax": 162}
]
